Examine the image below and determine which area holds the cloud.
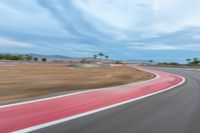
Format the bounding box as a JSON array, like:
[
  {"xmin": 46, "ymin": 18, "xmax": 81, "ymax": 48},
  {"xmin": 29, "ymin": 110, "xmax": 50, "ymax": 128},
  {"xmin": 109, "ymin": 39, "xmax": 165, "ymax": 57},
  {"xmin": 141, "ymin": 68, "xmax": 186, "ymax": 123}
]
[
  {"xmin": 0, "ymin": 0, "xmax": 200, "ymax": 62},
  {"xmin": 75, "ymin": 0, "xmax": 200, "ymax": 33},
  {"xmin": 0, "ymin": 38, "xmax": 35, "ymax": 48},
  {"xmin": 128, "ymin": 43, "xmax": 200, "ymax": 51},
  {"xmin": 192, "ymin": 35, "xmax": 200, "ymax": 40}
]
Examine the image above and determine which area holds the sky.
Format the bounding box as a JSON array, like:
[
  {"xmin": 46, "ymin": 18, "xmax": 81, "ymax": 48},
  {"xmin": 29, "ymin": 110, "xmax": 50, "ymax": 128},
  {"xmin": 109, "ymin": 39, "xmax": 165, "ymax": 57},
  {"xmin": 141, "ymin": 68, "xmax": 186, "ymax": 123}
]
[{"xmin": 1, "ymin": 0, "xmax": 200, "ymax": 62}]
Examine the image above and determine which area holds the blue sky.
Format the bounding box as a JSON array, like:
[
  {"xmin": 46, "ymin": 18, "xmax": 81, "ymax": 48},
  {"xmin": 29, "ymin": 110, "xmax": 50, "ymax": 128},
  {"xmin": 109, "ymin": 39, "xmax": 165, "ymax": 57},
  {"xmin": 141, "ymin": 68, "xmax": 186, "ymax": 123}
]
[{"xmin": 1, "ymin": 0, "xmax": 200, "ymax": 62}]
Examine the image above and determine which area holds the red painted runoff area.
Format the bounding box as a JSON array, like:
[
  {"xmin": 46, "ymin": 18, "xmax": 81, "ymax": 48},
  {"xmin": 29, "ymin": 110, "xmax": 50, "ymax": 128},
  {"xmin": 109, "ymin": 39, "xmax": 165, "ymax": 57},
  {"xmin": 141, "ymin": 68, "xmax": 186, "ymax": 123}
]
[{"xmin": 0, "ymin": 69, "xmax": 184, "ymax": 132}]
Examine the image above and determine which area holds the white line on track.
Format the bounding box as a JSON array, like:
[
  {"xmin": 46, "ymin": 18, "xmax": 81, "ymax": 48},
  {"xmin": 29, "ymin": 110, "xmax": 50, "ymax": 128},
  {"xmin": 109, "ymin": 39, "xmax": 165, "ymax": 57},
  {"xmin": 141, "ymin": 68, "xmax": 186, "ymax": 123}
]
[
  {"xmin": 12, "ymin": 68, "xmax": 186, "ymax": 133},
  {"xmin": 0, "ymin": 68, "xmax": 159, "ymax": 109}
]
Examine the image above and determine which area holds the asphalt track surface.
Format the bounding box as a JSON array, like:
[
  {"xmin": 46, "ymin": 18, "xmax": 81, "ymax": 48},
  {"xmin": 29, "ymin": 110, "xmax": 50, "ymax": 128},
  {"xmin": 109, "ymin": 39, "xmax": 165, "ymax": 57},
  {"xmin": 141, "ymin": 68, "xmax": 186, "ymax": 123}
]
[
  {"xmin": 0, "ymin": 67, "xmax": 182, "ymax": 132},
  {"xmin": 0, "ymin": 67, "xmax": 198, "ymax": 133},
  {"xmin": 31, "ymin": 67, "xmax": 200, "ymax": 133},
  {"xmin": 0, "ymin": 67, "xmax": 184, "ymax": 132}
]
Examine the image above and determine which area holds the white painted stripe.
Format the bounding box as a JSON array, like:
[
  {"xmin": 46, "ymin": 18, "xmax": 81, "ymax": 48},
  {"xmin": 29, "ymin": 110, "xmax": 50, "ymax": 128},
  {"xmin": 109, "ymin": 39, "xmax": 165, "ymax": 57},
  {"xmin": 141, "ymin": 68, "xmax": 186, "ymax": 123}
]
[
  {"xmin": 0, "ymin": 68, "xmax": 159, "ymax": 109},
  {"xmin": 13, "ymin": 74, "xmax": 186, "ymax": 133}
]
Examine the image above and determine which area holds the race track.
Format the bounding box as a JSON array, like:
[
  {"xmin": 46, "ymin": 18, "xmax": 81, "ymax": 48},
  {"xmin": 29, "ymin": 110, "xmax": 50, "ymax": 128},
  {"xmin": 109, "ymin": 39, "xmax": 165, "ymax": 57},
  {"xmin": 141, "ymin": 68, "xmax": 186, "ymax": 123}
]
[
  {"xmin": 32, "ymin": 68, "xmax": 200, "ymax": 133},
  {"xmin": 0, "ymin": 67, "xmax": 191, "ymax": 133},
  {"xmin": 32, "ymin": 67, "xmax": 200, "ymax": 133}
]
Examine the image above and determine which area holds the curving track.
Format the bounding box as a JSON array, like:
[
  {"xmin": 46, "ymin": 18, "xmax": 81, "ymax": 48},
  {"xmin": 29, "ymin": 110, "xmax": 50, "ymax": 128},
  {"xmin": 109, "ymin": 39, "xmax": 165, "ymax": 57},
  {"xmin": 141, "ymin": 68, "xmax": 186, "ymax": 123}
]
[
  {"xmin": 34, "ymin": 67, "xmax": 200, "ymax": 133},
  {"xmin": 0, "ymin": 67, "xmax": 186, "ymax": 133}
]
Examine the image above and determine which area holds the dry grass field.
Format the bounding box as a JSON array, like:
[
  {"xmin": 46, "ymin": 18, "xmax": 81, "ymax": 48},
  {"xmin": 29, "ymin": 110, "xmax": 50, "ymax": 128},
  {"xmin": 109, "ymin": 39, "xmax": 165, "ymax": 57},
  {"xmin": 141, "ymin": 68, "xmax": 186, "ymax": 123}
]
[{"xmin": 0, "ymin": 64, "xmax": 153, "ymax": 104}]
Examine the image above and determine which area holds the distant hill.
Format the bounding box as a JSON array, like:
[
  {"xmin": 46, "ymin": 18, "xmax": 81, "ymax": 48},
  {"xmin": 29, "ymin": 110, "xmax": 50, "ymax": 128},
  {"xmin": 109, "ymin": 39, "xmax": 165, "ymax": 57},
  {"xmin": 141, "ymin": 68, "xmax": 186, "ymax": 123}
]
[
  {"xmin": 29, "ymin": 54, "xmax": 153, "ymax": 63},
  {"xmin": 28, "ymin": 54, "xmax": 71, "ymax": 59},
  {"xmin": 1, "ymin": 53, "xmax": 152, "ymax": 63}
]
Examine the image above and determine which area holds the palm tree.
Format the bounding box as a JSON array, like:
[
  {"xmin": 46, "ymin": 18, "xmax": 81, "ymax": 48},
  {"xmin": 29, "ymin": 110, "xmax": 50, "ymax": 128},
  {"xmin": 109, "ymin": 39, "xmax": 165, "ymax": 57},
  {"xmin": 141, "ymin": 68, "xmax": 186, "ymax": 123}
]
[
  {"xmin": 93, "ymin": 55, "xmax": 97, "ymax": 62},
  {"xmin": 186, "ymin": 58, "xmax": 191, "ymax": 62},
  {"xmin": 148, "ymin": 60, "xmax": 153, "ymax": 63},
  {"xmin": 105, "ymin": 55, "xmax": 109, "ymax": 62},
  {"xmin": 98, "ymin": 52, "xmax": 104, "ymax": 62},
  {"xmin": 186, "ymin": 58, "xmax": 191, "ymax": 64},
  {"xmin": 193, "ymin": 58, "xmax": 199, "ymax": 64}
]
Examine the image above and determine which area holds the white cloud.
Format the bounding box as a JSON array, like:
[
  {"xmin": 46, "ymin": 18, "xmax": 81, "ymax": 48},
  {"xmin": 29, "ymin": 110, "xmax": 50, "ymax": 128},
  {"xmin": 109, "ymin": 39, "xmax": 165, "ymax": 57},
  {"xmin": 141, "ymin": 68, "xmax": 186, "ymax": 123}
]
[
  {"xmin": 0, "ymin": 0, "xmax": 200, "ymax": 61},
  {"xmin": 75, "ymin": 0, "xmax": 200, "ymax": 34},
  {"xmin": 128, "ymin": 44, "xmax": 177, "ymax": 50},
  {"xmin": 192, "ymin": 35, "xmax": 200, "ymax": 40},
  {"xmin": 0, "ymin": 1, "xmax": 68, "ymax": 37},
  {"xmin": 75, "ymin": 0, "xmax": 142, "ymax": 30},
  {"xmin": 128, "ymin": 43, "xmax": 200, "ymax": 51},
  {"xmin": 0, "ymin": 38, "xmax": 35, "ymax": 48}
]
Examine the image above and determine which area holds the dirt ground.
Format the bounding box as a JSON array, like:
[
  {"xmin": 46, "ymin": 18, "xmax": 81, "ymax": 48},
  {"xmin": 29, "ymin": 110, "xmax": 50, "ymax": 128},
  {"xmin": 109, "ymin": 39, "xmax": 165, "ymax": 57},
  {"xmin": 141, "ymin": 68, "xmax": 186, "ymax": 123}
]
[{"xmin": 0, "ymin": 64, "xmax": 153, "ymax": 104}]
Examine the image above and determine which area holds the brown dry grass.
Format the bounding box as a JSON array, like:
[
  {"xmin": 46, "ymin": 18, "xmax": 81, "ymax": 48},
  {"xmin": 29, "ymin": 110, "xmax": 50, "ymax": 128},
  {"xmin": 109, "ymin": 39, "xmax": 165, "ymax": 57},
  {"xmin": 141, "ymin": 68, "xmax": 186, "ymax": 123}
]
[{"xmin": 0, "ymin": 64, "xmax": 153, "ymax": 104}]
